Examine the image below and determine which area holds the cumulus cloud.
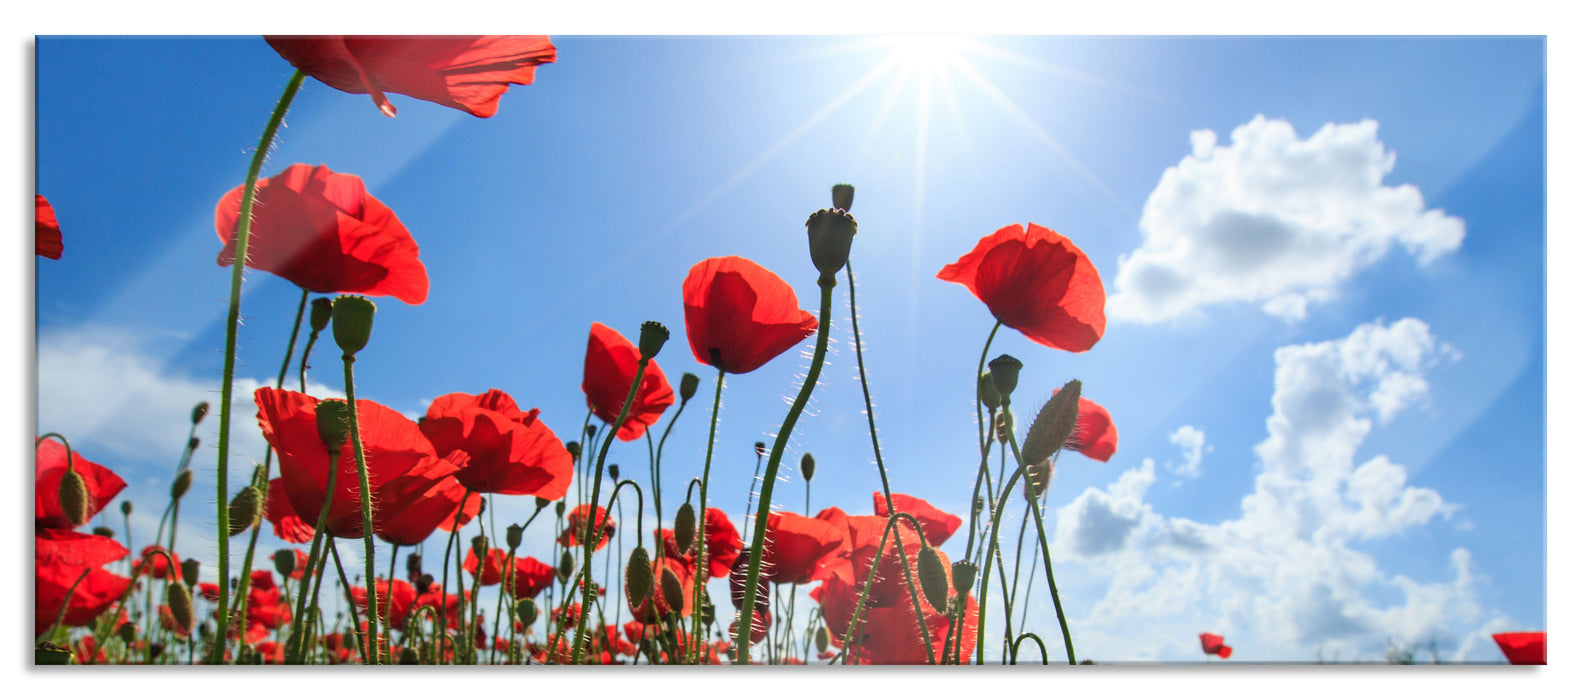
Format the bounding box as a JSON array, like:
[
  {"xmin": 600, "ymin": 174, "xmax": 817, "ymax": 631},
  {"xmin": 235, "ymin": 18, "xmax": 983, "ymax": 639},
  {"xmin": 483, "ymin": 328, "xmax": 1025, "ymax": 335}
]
[
  {"xmin": 1166, "ymin": 425, "xmax": 1208, "ymax": 478},
  {"xmin": 1044, "ymin": 318, "xmax": 1502, "ymax": 661},
  {"xmin": 1110, "ymin": 116, "xmax": 1465, "ymax": 323}
]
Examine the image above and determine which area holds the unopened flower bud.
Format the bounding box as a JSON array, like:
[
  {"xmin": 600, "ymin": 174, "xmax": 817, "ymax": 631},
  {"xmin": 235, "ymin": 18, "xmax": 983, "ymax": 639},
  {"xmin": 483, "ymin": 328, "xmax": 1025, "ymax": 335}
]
[
  {"xmin": 167, "ymin": 582, "xmax": 195, "ymax": 634},
  {"xmin": 555, "ymin": 500, "xmax": 566, "ymax": 518},
  {"xmin": 800, "ymin": 452, "xmax": 816, "ymax": 482},
  {"xmin": 191, "ymin": 401, "xmax": 210, "ymax": 426},
  {"xmin": 609, "ymin": 463, "xmax": 620, "ymax": 481},
  {"xmin": 831, "ymin": 183, "xmax": 855, "ymax": 212},
  {"xmin": 916, "ymin": 545, "xmax": 950, "ymax": 613},
  {"xmin": 415, "ymin": 573, "xmax": 434, "ymax": 595},
  {"xmin": 149, "ymin": 642, "xmax": 166, "ymax": 659},
  {"xmin": 806, "ymin": 208, "xmax": 857, "ymax": 279},
  {"xmin": 979, "ymin": 372, "xmax": 1001, "ymax": 411},
  {"xmin": 679, "ymin": 372, "xmax": 700, "ymax": 402},
  {"xmin": 626, "ymin": 548, "xmax": 653, "ymax": 609},
  {"xmin": 674, "ymin": 502, "xmax": 697, "ymax": 553},
  {"xmin": 1022, "ymin": 379, "xmax": 1083, "ymax": 468},
  {"xmin": 181, "ymin": 558, "xmax": 200, "ymax": 588},
  {"xmin": 506, "ymin": 524, "xmax": 524, "ymax": 551},
  {"xmin": 557, "ymin": 550, "xmax": 574, "ymax": 583},
  {"xmin": 638, "ymin": 321, "xmax": 669, "ymax": 360},
  {"xmin": 586, "ymin": 425, "xmax": 597, "ymax": 438},
  {"xmin": 951, "ymin": 560, "xmax": 978, "ymax": 598},
  {"xmin": 92, "ymin": 526, "xmax": 115, "ymax": 538},
  {"xmin": 565, "ymin": 441, "xmax": 581, "ymax": 461},
  {"xmin": 987, "ymin": 354, "xmax": 1023, "ymax": 399},
  {"xmin": 57, "ymin": 468, "xmax": 89, "ymax": 527},
  {"xmin": 309, "ymin": 297, "xmax": 333, "ymax": 332},
  {"xmin": 315, "ymin": 399, "xmax": 352, "ymax": 449},
  {"xmin": 516, "ymin": 599, "xmax": 538, "ymax": 627},
  {"xmin": 331, "ymin": 294, "xmax": 376, "ymax": 357},
  {"xmin": 471, "ymin": 535, "xmax": 489, "ymax": 559},
  {"xmin": 227, "ymin": 485, "xmax": 263, "ymax": 537},
  {"xmin": 170, "ymin": 469, "xmax": 192, "ymax": 500},
  {"xmin": 406, "ymin": 552, "xmax": 422, "ymax": 578},
  {"xmin": 120, "ymin": 500, "xmax": 132, "ymax": 516},
  {"xmin": 399, "ymin": 647, "xmax": 419, "ymax": 664},
  {"xmin": 660, "ymin": 566, "xmax": 685, "ymax": 612},
  {"xmin": 117, "ymin": 621, "xmax": 137, "ymax": 645},
  {"xmin": 274, "ymin": 549, "xmax": 296, "ymax": 579},
  {"xmin": 816, "ymin": 625, "xmax": 830, "ymax": 653}
]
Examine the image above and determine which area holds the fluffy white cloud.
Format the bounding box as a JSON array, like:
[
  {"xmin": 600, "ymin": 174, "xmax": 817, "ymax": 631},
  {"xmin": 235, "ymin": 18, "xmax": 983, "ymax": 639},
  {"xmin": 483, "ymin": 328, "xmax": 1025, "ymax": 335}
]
[
  {"xmin": 1040, "ymin": 318, "xmax": 1508, "ymax": 661},
  {"xmin": 1166, "ymin": 425, "xmax": 1208, "ymax": 478},
  {"xmin": 1110, "ymin": 116, "xmax": 1465, "ymax": 323}
]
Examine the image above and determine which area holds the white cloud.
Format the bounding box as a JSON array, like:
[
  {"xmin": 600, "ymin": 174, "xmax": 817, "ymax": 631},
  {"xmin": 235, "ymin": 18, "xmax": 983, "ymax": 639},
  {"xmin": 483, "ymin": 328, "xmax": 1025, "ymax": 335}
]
[
  {"xmin": 1166, "ymin": 425, "xmax": 1208, "ymax": 478},
  {"xmin": 1110, "ymin": 116, "xmax": 1465, "ymax": 324}
]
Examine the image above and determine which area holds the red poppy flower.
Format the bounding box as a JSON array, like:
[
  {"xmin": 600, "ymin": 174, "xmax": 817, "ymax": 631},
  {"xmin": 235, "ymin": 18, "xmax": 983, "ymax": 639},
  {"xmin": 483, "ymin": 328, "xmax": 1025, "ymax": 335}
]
[
  {"xmin": 351, "ymin": 578, "xmax": 417, "ymax": 629},
  {"xmin": 696, "ymin": 507, "xmax": 742, "ymax": 579},
  {"xmin": 682, "ymin": 256, "xmax": 818, "ymax": 374},
  {"xmin": 35, "ymin": 436, "xmax": 126, "ymax": 531},
  {"xmin": 761, "ymin": 511, "xmax": 846, "ymax": 585},
  {"xmin": 937, "ymin": 222, "xmax": 1106, "ymax": 352},
  {"xmin": 1199, "ymin": 632, "xmax": 1232, "ymax": 658},
  {"xmin": 374, "ymin": 463, "xmax": 481, "ymax": 546},
  {"xmin": 34, "ymin": 530, "xmax": 132, "ymax": 636},
  {"xmin": 159, "ymin": 604, "xmax": 192, "ymax": 638},
  {"xmin": 420, "ymin": 389, "xmax": 573, "ymax": 498},
  {"xmin": 255, "ymin": 640, "xmax": 287, "ymax": 664},
  {"xmin": 215, "ymin": 163, "xmax": 428, "ymax": 304},
  {"xmin": 1051, "ymin": 388, "xmax": 1118, "ymax": 462},
  {"xmin": 871, "ymin": 492, "xmax": 962, "ymax": 548},
  {"xmin": 508, "ymin": 555, "xmax": 557, "ymax": 600},
  {"xmin": 243, "ymin": 571, "xmax": 293, "ymax": 632},
  {"xmin": 582, "ymin": 323, "xmax": 675, "ymax": 441},
  {"xmin": 132, "ymin": 545, "xmax": 181, "ymax": 581},
  {"xmin": 36, "ymin": 194, "xmax": 62, "ymax": 259},
  {"xmin": 265, "ymin": 478, "xmax": 314, "ymax": 544},
  {"xmin": 559, "ymin": 504, "xmax": 616, "ymax": 551},
  {"xmin": 1492, "ymin": 631, "xmax": 1545, "ymax": 665},
  {"xmin": 413, "ymin": 589, "xmax": 470, "ymax": 630},
  {"xmin": 731, "ymin": 607, "xmax": 773, "ymax": 646},
  {"xmin": 850, "ymin": 593, "xmax": 978, "ymax": 665},
  {"xmin": 264, "ymin": 36, "xmax": 557, "ymax": 118},
  {"xmin": 73, "ymin": 635, "xmax": 107, "ymax": 664},
  {"xmin": 287, "ymin": 549, "xmax": 310, "ymax": 580},
  {"xmin": 464, "ymin": 547, "xmax": 510, "ymax": 586},
  {"xmin": 254, "ymin": 387, "xmax": 459, "ymax": 539}
]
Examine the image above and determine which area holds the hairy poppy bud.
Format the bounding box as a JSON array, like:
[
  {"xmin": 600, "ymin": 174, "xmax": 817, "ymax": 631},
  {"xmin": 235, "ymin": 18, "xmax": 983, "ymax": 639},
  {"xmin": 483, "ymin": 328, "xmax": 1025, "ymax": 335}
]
[
  {"xmin": 609, "ymin": 463, "xmax": 620, "ymax": 481},
  {"xmin": 1021, "ymin": 379, "xmax": 1082, "ymax": 468},
  {"xmin": 996, "ymin": 410, "xmax": 1015, "ymax": 445},
  {"xmin": 57, "ymin": 468, "xmax": 89, "ymax": 527},
  {"xmin": 331, "ymin": 294, "xmax": 376, "ymax": 357},
  {"xmin": 626, "ymin": 547, "xmax": 653, "ymax": 610},
  {"xmin": 315, "ymin": 399, "xmax": 352, "ymax": 449},
  {"xmin": 565, "ymin": 441, "xmax": 581, "ymax": 461},
  {"xmin": 660, "ymin": 566, "xmax": 685, "ymax": 613},
  {"xmin": 181, "ymin": 558, "xmax": 200, "ymax": 588},
  {"xmin": 516, "ymin": 599, "xmax": 538, "ymax": 626},
  {"xmin": 471, "ymin": 535, "xmax": 489, "ymax": 559},
  {"xmin": 506, "ymin": 524, "xmax": 524, "ymax": 551},
  {"xmin": 167, "ymin": 582, "xmax": 195, "ymax": 634},
  {"xmin": 191, "ymin": 401, "xmax": 210, "ymax": 426},
  {"xmin": 917, "ymin": 545, "xmax": 950, "ymax": 613},
  {"xmin": 638, "ymin": 321, "xmax": 669, "ymax": 361},
  {"xmin": 679, "ymin": 372, "xmax": 700, "ymax": 402},
  {"xmin": 169, "ymin": 469, "xmax": 192, "ymax": 500},
  {"xmin": 800, "ymin": 452, "xmax": 816, "ymax": 481},
  {"xmin": 1025, "ymin": 458, "xmax": 1053, "ymax": 500},
  {"xmin": 407, "ymin": 552, "xmax": 422, "ymax": 578},
  {"xmin": 117, "ymin": 621, "xmax": 137, "ymax": 645},
  {"xmin": 987, "ymin": 354, "xmax": 1023, "ymax": 399},
  {"xmin": 227, "ymin": 485, "xmax": 263, "ymax": 537},
  {"xmin": 555, "ymin": 500, "xmax": 567, "ymax": 518},
  {"xmin": 274, "ymin": 549, "xmax": 297, "ymax": 579},
  {"xmin": 815, "ymin": 625, "xmax": 830, "ymax": 653},
  {"xmin": 806, "ymin": 208, "xmax": 857, "ymax": 280},
  {"xmin": 399, "ymin": 647, "xmax": 419, "ymax": 665},
  {"xmin": 754, "ymin": 442, "xmax": 766, "ymax": 458},
  {"xmin": 92, "ymin": 525, "xmax": 115, "ymax": 538},
  {"xmin": 979, "ymin": 372, "xmax": 1001, "ymax": 411},
  {"xmin": 309, "ymin": 297, "xmax": 333, "ymax": 332},
  {"xmin": 120, "ymin": 500, "xmax": 132, "ymax": 516},
  {"xmin": 951, "ymin": 560, "xmax": 978, "ymax": 599},
  {"xmin": 832, "ymin": 183, "xmax": 855, "ymax": 212},
  {"xmin": 674, "ymin": 502, "xmax": 697, "ymax": 553},
  {"xmin": 557, "ymin": 550, "xmax": 574, "ymax": 583}
]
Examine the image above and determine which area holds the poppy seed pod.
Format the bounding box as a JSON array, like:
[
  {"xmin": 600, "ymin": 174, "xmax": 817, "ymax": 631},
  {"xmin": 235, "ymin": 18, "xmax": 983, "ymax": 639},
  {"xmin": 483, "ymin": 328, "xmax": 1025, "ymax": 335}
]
[
  {"xmin": 609, "ymin": 463, "xmax": 620, "ymax": 480},
  {"xmin": 565, "ymin": 441, "xmax": 581, "ymax": 461},
  {"xmin": 815, "ymin": 625, "xmax": 830, "ymax": 653},
  {"xmin": 120, "ymin": 500, "xmax": 132, "ymax": 516},
  {"xmin": 92, "ymin": 525, "xmax": 115, "ymax": 538},
  {"xmin": 832, "ymin": 183, "xmax": 855, "ymax": 212},
  {"xmin": 586, "ymin": 425, "xmax": 597, "ymax": 438},
  {"xmin": 331, "ymin": 294, "xmax": 376, "ymax": 357},
  {"xmin": 274, "ymin": 549, "xmax": 297, "ymax": 579},
  {"xmin": 1021, "ymin": 379, "xmax": 1083, "ymax": 468},
  {"xmin": 149, "ymin": 642, "xmax": 167, "ymax": 660},
  {"xmin": 555, "ymin": 500, "xmax": 567, "ymax": 518},
  {"xmin": 917, "ymin": 545, "xmax": 950, "ymax": 613},
  {"xmin": 800, "ymin": 452, "xmax": 816, "ymax": 482},
  {"xmin": 227, "ymin": 485, "xmax": 263, "ymax": 537},
  {"xmin": 979, "ymin": 372, "xmax": 1001, "ymax": 411},
  {"xmin": 181, "ymin": 559, "xmax": 201, "ymax": 588},
  {"xmin": 674, "ymin": 502, "xmax": 697, "ymax": 553},
  {"xmin": 407, "ymin": 552, "xmax": 423, "ymax": 577},
  {"xmin": 637, "ymin": 321, "xmax": 669, "ymax": 360},
  {"xmin": 309, "ymin": 297, "xmax": 333, "ymax": 332},
  {"xmin": 951, "ymin": 560, "xmax": 978, "ymax": 599},
  {"xmin": 191, "ymin": 401, "xmax": 210, "ymax": 426},
  {"xmin": 516, "ymin": 599, "xmax": 538, "ymax": 626},
  {"xmin": 170, "ymin": 469, "xmax": 193, "ymax": 500},
  {"xmin": 660, "ymin": 566, "xmax": 685, "ymax": 613},
  {"xmin": 806, "ymin": 208, "xmax": 858, "ymax": 280},
  {"xmin": 167, "ymin": 582, "xmax": 195, "ymax": 634},
  {"xmin": 471, "ymin": 535, "xmax": 489, "ymax": 559},
  {"xmin": 506, "ymin": 524, "xmax": 524, "ymax": 551},
  {"xmin": 679, "ymin": 372, "xmax": 700, "ymax": 402},
  {"xmin": 557, "ymin": 550, "xmax": 574, "ymax": 583},
  {"xmin": 626, "ymin": 547, "xmax": 653, "ymax": 610},
  {"xmin": 315, "ymin": 399, "xmax": 352, "ymax": 449},
  {"xmin": 987, "ymin": 354, "xmax": 1023, "ymax": 399},
  {"xmin": 57, "ymin": 468, "xmax": 90, "ymax": 527},
  {"xmin": 415, "ymin": 573, "xmax": 434, "ymax": 595},
  {"xmin": 117, "ymin": 621, "xmax": 137, "ymax": 645},
  {"xmin": 399, "ymin": 647, "xmax": 419, "ymax": 665}
]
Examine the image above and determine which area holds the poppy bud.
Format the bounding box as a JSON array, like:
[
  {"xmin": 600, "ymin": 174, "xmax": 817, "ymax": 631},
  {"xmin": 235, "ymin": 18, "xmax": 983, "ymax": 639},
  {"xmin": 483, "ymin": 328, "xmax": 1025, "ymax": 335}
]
[
  {"xmin": 917, "ymin": 545, "xmax": 949, "ymax": 613},
  {"xmin": 170, "ymin": 469, "xmax": 192, "ymax": 500},
  {"xmin": 1021, "ymin": 379, "xmax": 1082, "ymax": 468},
  {"xmin": 679, "ymin": 372, "xmax": 700, "ymax": 402},
  {"xmin": 951, "ymin": 560, "xmax": 977, "ymax": 599},
  {"xmin": 674, "ymin": 502, "xmax": 697, "ymax": 553},
  {"xmin": 754, "ymin": 442, "xmax": 766, "ymax": 458},
  {"xmin": 1025, "ymin": 458, "xmax": 1053, "ymax": 500},
  {"xmin": 806, "ymin": 208, "xmax": 858, "ymax": 280},
  {"xmin": 314, "ymin": 399, "xmax": 352, "ymax": 450},
  {"xmin": 181, "ymin": 559, "xmax": 201, "ymax": 588},
  {"xmin": 516, "ymin": 599, "xmax": 538, "ymax": 627},
  {"xmin": 506, "ymin": 524, "xmax": 523, "ymax": 551},
  {"xmin": 309, "ymin": 297, "xmax": 333, "ymax": 332},
  {"xmin": 274, "ymin": 549, "xmax": 296, "ymax": 579},
  {"xmin": 227, "ymin": 485, "xmax": 263, "ymax": 537},
  {"xmin": 407, "ymin": 552, "xmax": 422, "ymax": 578},
  {"xmin": 331, "ymin": 294, "xmax": 376, "ymax": 357},
  {"xmin": 586, "ymin": 425, "xmax": 597, "ymax": 438},
  {"xmin": 191, "ymin": 401, "xmax": 210, "ymax": 426},
  {"xmin": 800, "ymin": 452, "xmax": 816, "ymax": 481},
  {"xmin": 816, "ymin": 626, "xmax": 829, "ymax": 653},
  {"xmin": 565, "ymin": 441, "xmax": 581, "ymax": 461},
  {"xmin": 399, "ymin": 647, "xmax": 419, "ymax": 665},
  {"xmin": 637, "ymin": 321, "xmax": 669, "ymax": 360},
  {"xmin": 660, "ymin": 566, "xmax": 685, "ymax": 613},
  {"xmin": 555, "ymin": 500, "xmax": 567, "ymax": 518},
  {"xmin": 167, "ymin": 582, "xmax": 195, "ymax": 634},
  {"xmin": 979, "ymin": 372, "xmax": 1001, "ymax": 411},
  {"xmin": 149, "ymin": 642, "xmax": 166, "ymax": 659},
  {"xmin": 117, "ymin": 621, "xmax": 137, "ymax": 645},
  {"xmin": 415, "ymin": 573, "xmax": 434, "ymax": 595},
  {"xmin": 987, "ymin": 354, "xmax": 1023, "ymax": 399},
  {"xmin": 701, "ymin": 602, "xmax": 716, "ymax": 627},
  {"xmin": 557, "ymin": 550, "xmax": 574, "ymax": 584},
  {"xmin": 471, "ymin": 535, "xmax": 489, "ymax": 560},
  {"xmin": 626, "ymin": 548, "xmax": 653, "ymax": 609},
  {"xmin": 120, "ymin": 500, "xmax": 132, "ymax": 516},
  {"xmin": 92, "ymin": 525, "xmax": 115, "ymax": 540},
  {"xmin": 57, "ymin": 468, "xmax": 89, "ymax": 527},
  {"xmin": 831, "ymin": 183, "xmax": 855, "ymax": 212},
  {"xmin": 609, "ymin": 463, "xmax": 620, "ymax": 481},
  {"xmin": 996, "ymin": 410, "xmax": 1015, "ymax": 445}
]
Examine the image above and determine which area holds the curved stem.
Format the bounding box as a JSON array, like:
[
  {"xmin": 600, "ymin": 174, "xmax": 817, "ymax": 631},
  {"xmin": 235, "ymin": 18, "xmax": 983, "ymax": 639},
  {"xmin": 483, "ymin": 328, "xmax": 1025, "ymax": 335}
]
[
  {"xmin": 1011, "ymin": 632, "xmax": 1049, "ymax": 665},
  {"xmin": 210, "ymin": 69, "xmax": 306, "ymax": 665}
]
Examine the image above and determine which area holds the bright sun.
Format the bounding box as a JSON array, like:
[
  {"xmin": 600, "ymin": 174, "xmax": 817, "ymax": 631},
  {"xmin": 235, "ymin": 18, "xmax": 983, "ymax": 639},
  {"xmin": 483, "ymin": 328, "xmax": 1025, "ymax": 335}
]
[{"xmin": 882, "ymin": 35, "xmax": 971, "ymax": 75}]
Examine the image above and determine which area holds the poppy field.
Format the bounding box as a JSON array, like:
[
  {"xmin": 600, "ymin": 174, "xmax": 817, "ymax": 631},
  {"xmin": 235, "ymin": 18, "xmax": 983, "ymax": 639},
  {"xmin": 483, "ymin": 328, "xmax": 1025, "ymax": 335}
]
[{"xmin": 31, "ymin": 34, "xmax": 1549, "ymax": 668}]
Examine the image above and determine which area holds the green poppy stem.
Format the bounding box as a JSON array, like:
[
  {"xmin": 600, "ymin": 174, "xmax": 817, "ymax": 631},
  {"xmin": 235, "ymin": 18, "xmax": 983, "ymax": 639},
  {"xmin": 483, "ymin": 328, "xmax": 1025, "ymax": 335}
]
[
  {"xmin": 341, "ymin": 353, "xmax": 382, "ymax": 664},
  {"xmin": 688, "ymin": 368, "xmax": 725, "ymax": 662}
]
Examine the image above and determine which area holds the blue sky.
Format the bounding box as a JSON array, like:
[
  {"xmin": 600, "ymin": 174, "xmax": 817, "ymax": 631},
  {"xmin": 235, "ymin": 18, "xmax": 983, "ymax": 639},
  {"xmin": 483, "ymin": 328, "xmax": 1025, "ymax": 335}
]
[{"xmin": 31, "ymin": 35, "xmax": 1545, "ymax": 663}]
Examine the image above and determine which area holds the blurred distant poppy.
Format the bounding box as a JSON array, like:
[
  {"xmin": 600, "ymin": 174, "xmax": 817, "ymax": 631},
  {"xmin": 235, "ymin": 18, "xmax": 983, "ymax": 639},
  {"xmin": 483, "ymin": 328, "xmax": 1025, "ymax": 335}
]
[
  {"xmin": 413, "ymin": 589, "xmax": 469, "ymax": 630},
  {"xmin": 351, "ymin": 578, "xmax": 417, "ymax": 629},
  {"xmin": 35, "ymin": 436, "xmax": 126, "ymax": 531},
  {"xmin": 1492, "ymin": 631, "xmax": 1545, "ymax": 665},
  {"xmin": 582, "ymin": 323, "xmax": 675, "ymax": 441},
  {"xmin": 216, "ymin": 163, "xmax": 428, "ymax": 304},
  {"xmin": 871, "ymin": 492, "xmax": 962, "ymax": 548},
  {"xmin": 508, "ymin": 555, "xmax": 557, "ymax": 600},
  {"xmin": 36, "ymin": 194, "xmax": 62, "ymax": 259},
  {"xmin": 34, "ymin": 530, "xmax": 132, "ymax": 636},
  {"xmin": 761, "ymin": 511, "xmax": 846, "ymax": 585},
  {"xmin": 559, "ymin": 504, "xmax": 616, "ymax": 551},
  {"xmin": 420, "ymin": 389, "xmax": 573, "ymax": 498},
  {"xmin": 937, "ymin": 222, "xmax": 1106, "ymax": 352},
  {"xmin": 464, "ymin": 547, "xmax": 509, "ymax": 586},
  {"xmin": 132, "ymin": 545, "xmax": 181, "ymax": 581},
  {"xmin": 265, "ymin": 36, "xmax": 557, "ymax": 118},
  {"xmin": 1045, "ymin": 387, "xmax": 1119, "ymax": 462},
  {"xmin": 1200, "ymin": 632, "xmax": 1232, "ymax": 658},
  {"xmin": 682, "ymin": 256, "xmax": 817, "ymax": 374}
]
